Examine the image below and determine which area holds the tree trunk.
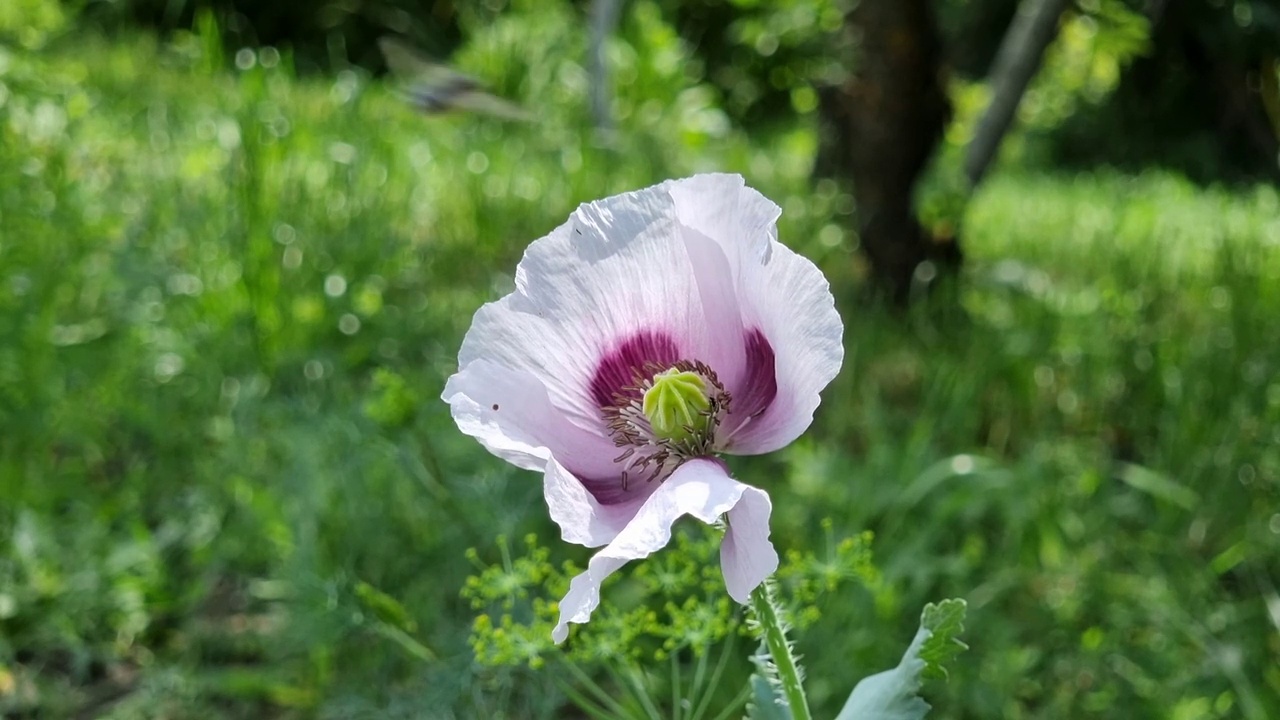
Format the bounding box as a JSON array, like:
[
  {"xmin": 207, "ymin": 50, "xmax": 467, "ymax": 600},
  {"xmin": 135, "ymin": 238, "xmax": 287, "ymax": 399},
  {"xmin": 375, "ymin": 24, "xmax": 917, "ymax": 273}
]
[{"xmin": 819, "ymin": 0, "xmax": 959, "ymax": 304}]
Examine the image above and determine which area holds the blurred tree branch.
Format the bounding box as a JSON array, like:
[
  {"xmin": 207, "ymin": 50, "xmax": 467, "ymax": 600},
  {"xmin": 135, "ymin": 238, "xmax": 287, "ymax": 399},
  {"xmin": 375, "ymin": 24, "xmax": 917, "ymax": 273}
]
[
  {"xmin": 589, "ymin": 0, "xmax": 624, "ymax": 132},
  {"xmin": 963, "ymin": 0, "xmax": 1071, "ymax": 187}
]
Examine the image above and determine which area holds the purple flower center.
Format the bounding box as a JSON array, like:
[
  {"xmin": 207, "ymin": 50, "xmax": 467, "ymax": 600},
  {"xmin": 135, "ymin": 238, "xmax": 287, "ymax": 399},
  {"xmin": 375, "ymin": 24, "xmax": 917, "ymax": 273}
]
[
  {"xmin": 735, "ymin": 329, "xmax": 778, "ymax": 421},
  {"xmin": 581, "ymin": 328, "xmax": 778, "ymax": 502},
  {"xmin": 588, "ymin": 330, "xmax": 680, "ymax": 407},
  {"xmin": 602, "ymin": 357, "xmax": 729, "ymax": 487}
]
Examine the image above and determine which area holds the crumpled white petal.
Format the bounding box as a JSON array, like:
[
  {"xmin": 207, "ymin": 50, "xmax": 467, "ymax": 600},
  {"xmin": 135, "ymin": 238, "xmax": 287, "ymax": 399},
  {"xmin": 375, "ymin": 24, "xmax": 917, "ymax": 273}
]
[
  {"xmin": 542, "ymin": 455, "xmax": 653, "ymax": 548},
  {"xmin": 728, "ymin": 238, "xmax": 843, "ymax": 453},
  {"xmin": 719, "ymin": 476, "xmax": 777, "ymax": 601},
  {"xmin": 665, "ymin": 173, "xmax": 844, "ymax": 454},
  {"xmin": 552, "ymin": 458, "xmax": 778, "ymax": 643},
  {"xmin": 445, "ymin": 358, "xmax": 659, "ymax": 548},
  {"xmin": 442, "ymin": 358, "xmax": 621, "ymax": 480},
  {"xmin": 458, "ymin": 185, "xmax": 718, "ymax": 433}
]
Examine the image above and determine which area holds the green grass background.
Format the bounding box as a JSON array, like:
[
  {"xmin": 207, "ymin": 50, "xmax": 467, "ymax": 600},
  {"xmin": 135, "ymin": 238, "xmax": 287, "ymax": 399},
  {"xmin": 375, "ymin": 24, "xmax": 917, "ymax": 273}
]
[{"xmin": 2, "ymin": 3, "xmax": 1278, "ymax": 717}]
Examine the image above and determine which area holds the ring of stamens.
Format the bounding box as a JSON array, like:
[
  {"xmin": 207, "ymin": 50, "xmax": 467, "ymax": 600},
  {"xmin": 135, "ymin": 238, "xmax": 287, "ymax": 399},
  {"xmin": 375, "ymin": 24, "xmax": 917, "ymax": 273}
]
[{"xmin": 601, "ymin": 359, "xmax": 732, "ymax": 491}]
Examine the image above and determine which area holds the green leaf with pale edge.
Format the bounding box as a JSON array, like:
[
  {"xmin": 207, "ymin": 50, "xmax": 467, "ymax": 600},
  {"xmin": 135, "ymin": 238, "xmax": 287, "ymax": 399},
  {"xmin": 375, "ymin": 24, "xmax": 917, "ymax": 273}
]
[
  {"xmin": 747, "ymin": 674, "xmax": 790, "ymax": 720},
  {"xmin": 834, "ymin": 599, "xmax": 967, "ymax": 720},
  {"xmin": 919, "ymin": 599, "xmax": 968, "ymax": 680},
  {"xmin": 746, "ymin": 642, "xmax": 790, "ymax": 720}
]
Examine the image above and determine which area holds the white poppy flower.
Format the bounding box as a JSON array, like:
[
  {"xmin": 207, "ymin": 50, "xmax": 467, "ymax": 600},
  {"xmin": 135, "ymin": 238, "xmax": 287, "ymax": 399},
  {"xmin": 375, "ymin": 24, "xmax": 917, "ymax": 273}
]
[{"xmin": 443, "ymin": 174, "xmax": 843, "ymax": 642}]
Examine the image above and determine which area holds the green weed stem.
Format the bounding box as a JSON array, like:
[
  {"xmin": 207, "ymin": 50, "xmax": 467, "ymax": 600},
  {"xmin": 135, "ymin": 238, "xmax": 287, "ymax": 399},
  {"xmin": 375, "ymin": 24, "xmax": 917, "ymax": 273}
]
[{"xmin": 748, "ymin": 580, "xmax": 811, "ymax": 720}]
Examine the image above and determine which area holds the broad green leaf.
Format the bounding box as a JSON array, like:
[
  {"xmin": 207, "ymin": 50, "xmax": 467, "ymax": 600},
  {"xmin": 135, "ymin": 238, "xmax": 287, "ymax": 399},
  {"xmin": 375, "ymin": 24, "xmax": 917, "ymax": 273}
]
[{"xmin": 835, "ymin": 599, "xmax": 967, "ymax": 720}]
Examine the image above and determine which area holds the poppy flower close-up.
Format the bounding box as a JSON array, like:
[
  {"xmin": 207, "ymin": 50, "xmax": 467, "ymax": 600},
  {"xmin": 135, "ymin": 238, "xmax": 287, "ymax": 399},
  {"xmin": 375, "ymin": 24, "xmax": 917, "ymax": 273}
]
[{"xmin": 443, "ymin": 173, "xmax": 843, "ymax": 642}]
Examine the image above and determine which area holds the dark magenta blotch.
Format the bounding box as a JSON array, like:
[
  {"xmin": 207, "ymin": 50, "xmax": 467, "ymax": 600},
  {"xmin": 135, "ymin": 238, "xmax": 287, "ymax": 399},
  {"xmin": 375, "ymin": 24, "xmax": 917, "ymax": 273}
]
[
  {"xmin": 578, "ymin": 474, "xmax": 640, "ymax": 505},
  {"xmin": 588, "ymin": 330, "xmax": 680, "ymax": 406},
  {"xmin": 579, "ymin": 327, "xmax": 778, "ymax": 505},
  {"xmin": 732, "ymin": 328, "xmax": 777, "ymax": 420}
]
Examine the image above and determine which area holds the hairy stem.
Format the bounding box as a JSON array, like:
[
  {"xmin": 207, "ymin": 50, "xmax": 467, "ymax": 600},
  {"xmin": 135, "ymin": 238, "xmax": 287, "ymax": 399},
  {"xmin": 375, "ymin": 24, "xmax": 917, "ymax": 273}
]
[{"xmin": 748, "ymin": 581, "xmax": 811, "ymax": 720}]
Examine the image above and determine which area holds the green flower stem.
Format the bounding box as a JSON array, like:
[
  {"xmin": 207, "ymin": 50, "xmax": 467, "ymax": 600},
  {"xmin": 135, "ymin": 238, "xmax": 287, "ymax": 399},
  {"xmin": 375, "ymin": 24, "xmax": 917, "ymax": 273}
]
[{"xmin": 748, "ymin": 580, "xmax": 812, "ymax": 720}]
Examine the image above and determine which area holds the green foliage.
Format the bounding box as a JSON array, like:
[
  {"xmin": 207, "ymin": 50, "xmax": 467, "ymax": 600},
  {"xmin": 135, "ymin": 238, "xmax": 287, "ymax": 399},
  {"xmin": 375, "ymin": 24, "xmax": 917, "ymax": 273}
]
[
  {"xmin": 776, "ymin": 521, "xmax": 878, "ymax": 628},
  {"xmin": 834, "ymin": 599, "xmax": 968, "ymax": 720},
  {"xmin": 3, "ymin": 4, "xmax": 1280, "ymax": 718},
  {"xmin": 653, "ymin": 0, "xmax": 846, "ymax": 123},
  {"xmin": 65, "ymin": 0, "xmax": 1280, "ymax": 182},
  {"xmin": 747, "ymin": 670, "xmax": 791, "ymax": 720},
  {"xmin": 462, "ymin": 524, "xmax": 875, "ymax": 717},
  {"xmin": 69, "ymin": 0, "xmax": 847, "ymax": 128},
  {"xmin": 788, "ymin": 171, "xmax": 1280, "ymax": 719},
  {"xmin": 362, "ymin": 368, "xmax": 419, "ymax": 428},
  {"xmin": 0, "ymin": 0, "xmax": 69, "ymax": 49},
  {"xmin": 917, "ymin": 600, "xmax": 967, "ymax": 681},
  {"xmin": 921, "ymin": 0, "xmax": 1154, "ymax": 228},
  {"xmin": 1046, "ymin": 0, "xmax": 1280, "ymax": 180}
]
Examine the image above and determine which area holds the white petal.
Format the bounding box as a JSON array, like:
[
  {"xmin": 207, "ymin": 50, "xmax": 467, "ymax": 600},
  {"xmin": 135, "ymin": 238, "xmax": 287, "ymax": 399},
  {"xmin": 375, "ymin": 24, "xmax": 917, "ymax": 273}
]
[
  {"xmin": 720, "ymin": 483, "xmax": 777, "ymax": 602},
  {"xmin": 679, "ymin": 227, "xmax": 748, "ymax": 389},
  {"xmin": 552, "ymin": 459, "xmax": 776, "ymax": 643},
  {"xmin": 543, "ymin": 455, "xmax": 652, "ymax": 548},
  {"xmin": 665, "ymin": 174, "xmax": 844, "ymax": 454},
  {"xmin": 442, "ymin": 359, "xmax": 620, "ymax": 479},
  {"xmin": 664, "ymin": 173, "xmax": 779, "ymax": 278},
  {"xmin": 458, "ymin": 185, "xmax": 716, "ymax": 433},
  {"xmin": 445, "ymin": 359, "xmax": 658, "ymax": 548},
  {"xmin": 729, "ymin": 241, "xmax": 843, "ymax": 453}
]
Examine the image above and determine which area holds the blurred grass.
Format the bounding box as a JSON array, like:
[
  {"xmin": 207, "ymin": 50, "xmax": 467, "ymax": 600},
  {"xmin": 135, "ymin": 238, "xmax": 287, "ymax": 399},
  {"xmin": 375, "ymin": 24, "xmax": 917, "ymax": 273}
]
[{"xmin": 1, "ymin": 3, "xmax": 1278, "ymax": 718}]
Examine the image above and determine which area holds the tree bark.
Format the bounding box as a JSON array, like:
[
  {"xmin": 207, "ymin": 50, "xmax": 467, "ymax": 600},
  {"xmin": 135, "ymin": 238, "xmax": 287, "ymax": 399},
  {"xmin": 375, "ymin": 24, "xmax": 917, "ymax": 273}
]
[{"xmin": 819, "ymin": 0, "xmax": 959, "ymax": 304}]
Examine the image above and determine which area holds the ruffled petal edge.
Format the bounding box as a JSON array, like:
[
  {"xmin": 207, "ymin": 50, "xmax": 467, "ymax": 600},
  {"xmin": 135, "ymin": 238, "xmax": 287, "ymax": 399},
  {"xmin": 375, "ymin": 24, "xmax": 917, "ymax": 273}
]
[{"xmin": 552, "ymin": 458, "xmax": 777, "ymax": 643}]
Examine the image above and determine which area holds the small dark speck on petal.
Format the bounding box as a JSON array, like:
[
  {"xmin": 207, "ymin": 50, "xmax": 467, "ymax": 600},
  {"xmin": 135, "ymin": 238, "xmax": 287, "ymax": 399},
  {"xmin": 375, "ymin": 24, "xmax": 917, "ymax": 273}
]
[
  {"xmin": 492, "ymin": 403, "xmax": 500, "ymax": 411},
  {"xmin": 574, "ymin": 228, "xmax": 581, "ymax": 235}
]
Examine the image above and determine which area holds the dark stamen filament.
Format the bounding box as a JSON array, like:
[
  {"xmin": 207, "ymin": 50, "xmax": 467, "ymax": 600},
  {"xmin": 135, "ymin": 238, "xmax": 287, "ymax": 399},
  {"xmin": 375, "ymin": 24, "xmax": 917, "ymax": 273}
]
[{"xmin": 600, "ymin": 358, "xmax": 732, "ymax": 490}]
